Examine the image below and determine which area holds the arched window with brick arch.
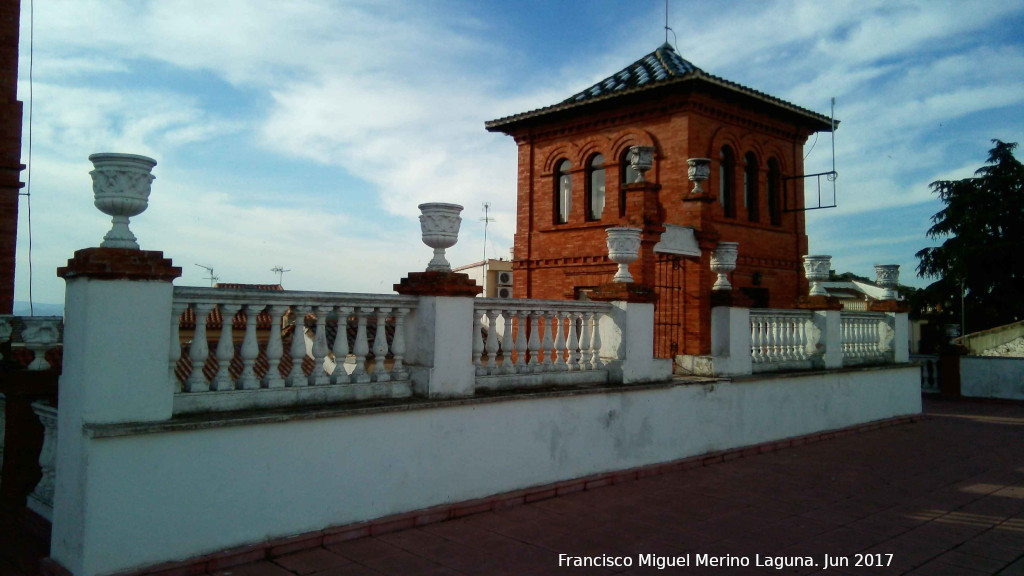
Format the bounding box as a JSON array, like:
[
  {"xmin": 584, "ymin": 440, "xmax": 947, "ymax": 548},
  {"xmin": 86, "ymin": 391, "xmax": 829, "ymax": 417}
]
[
  {"xmin": 556, "ymin": 159, "xmax": 572, "ymax": 224},
  {"xmin": 767, "ymin": 157, "xmax": 782, "ymax": 226},
  {"xmin": 719, "ymin": 146, "xmax": 736, "ymax": 218},
  {"xmin": 744, "ymin": 151, "xmax": 759, "ymax": 222},
  {"xmin": 587, "ymin": 154, "xmax": 605, "ymax": 221}
]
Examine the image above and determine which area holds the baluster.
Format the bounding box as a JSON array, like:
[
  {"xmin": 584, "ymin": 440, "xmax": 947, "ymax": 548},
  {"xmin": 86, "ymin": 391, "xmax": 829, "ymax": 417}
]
[
  {"xmin": 238, "ymin": 304, "xmax": 264, "ymax": 389},
  {"xmin": 169, "ymin": 301, "xmax": 187, "ymax": 392},
  {"xmin": 485, "ymin": 308, "xmax": 500, "ymax": 373},
  {"xmin": 391, "ymin": 307, "xmax": 409, "ymax": 380},
  {"xmin": 373, "ymin": 307, "xmax": 392, "ymax": 382},
  {"xmin": 211, "ymin": 304, "xmax": 240, "ymax": 391},
  {"xmin": 580, "ymin": 311, "xmax": 594, "ymax": 370},
  {"xmin": 500, "ymin": 309, "xmax": 516, "ymax": 375},
  {"xmin": 332, "ymin": 306, "xmax": 352, "ymax": 384},
  {"xmin": 186, "ymin": 303, "xmax": 214, "ymax": 392},
  {"xmin": 749, "ymin": 318, "xmax": 759, "ymax": 364},
  {"xmin": 553, "ymin": 311, "xmax": 567, "ymax": 371},
  {"xmin": 764, "ymin": 317, "xmax": 776, "ymax": 363},
  {"xmin": 351, "ymin": 307, "xmax": 372, "ymax": 383},
  {"xmin": 286, "ymin": 305, "xmax": 310, "ymax": 387},
  {"xmin": 566, "ymin": 312, "xmax": 580, "ymax": 371},
  {"xmin": 309, "ymin": 306, "xmax": 331, "ymax": 385},
  {"xmin": 472, "ymin": 308, "xmax": 485, "ymax": 376},
  {"xmin": 784, "ymin": 319, "xmax": 796, "ymax": 361},
  {"xmin": 528, "ymin": 310, "xmax": 543, "ymax": 372},
  {"xmin": 591, "ymin": 311, "xmax": 604, "ymax": 369},
  {"xmin": 263, "ymin": 305, "xmax": 287, "ymax": 388},
  {"xmin": 795, "ymin": 317, "xmax": 807, "ymax": 361},
  {"xmin": 514, "ymin": 310, "xmax": 528, "ymax": 372},
  {"xmin": 541, "ymin": 311, "xmax": 555, "ymax": 371},
  {"xmin": 857, "ymin": 318, "xmax": 868, "ymax": 357}
]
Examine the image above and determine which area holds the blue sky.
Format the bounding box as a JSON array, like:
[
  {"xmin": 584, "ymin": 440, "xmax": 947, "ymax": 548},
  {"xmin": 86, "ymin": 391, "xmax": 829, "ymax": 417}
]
[{"xmin": 13, "ymin": 0, "xmax": 1024, "ymax": 308}]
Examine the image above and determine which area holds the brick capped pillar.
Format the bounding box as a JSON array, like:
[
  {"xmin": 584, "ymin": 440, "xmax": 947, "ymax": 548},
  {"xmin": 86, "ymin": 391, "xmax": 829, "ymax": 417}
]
[
  {"xmin": 621, "ymin": 181, "xmax": 665, "ymax": 287},
  {"xmin": 0, "ymin": 0, "xmax": 25, "ymax": 313}
]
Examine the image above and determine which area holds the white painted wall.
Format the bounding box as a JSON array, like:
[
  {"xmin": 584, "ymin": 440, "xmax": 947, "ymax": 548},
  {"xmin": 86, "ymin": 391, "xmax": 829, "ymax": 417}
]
[
  {"xmin": 62, "ymin": 365, "xmax": 920, "ymax": 575},
  {"xmin": 960, "ymin": 356, "xmax": 1024, "ymax": 401}
]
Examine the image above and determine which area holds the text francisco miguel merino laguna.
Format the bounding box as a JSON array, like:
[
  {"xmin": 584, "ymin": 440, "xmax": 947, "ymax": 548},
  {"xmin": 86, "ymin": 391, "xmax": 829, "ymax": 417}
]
[{"xmin": 559, "ymin": 553, "xmax": 894, "ymax": 570}]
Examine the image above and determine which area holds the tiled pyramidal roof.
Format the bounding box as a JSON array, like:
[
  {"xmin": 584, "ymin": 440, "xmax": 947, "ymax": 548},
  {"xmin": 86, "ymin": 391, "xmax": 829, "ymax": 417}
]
[{"xmin": 564, "ymin": 42, "xmax": 701, "ymax": 104}]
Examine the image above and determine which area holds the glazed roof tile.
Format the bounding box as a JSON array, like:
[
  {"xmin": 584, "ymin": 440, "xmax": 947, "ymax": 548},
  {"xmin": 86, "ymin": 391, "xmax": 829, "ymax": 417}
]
[{"xmin": 486, "ymin": 43, "xmax": 834, "ymax": 132}]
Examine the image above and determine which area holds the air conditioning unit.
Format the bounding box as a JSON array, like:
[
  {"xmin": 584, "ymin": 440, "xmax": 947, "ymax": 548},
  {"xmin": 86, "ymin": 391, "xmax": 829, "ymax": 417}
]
[
  {"xmin": 497, "ymin": 271, "xmax": 513, "ymax": 286},
  {"xmin": 497, "ymin": 286, "xmax": 514, "ymax": 298}
]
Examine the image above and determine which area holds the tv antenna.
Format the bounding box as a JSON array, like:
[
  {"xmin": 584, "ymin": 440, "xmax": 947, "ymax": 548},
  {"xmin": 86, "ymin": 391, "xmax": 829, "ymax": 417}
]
[
  {"xmin": 664, "ymin": 0, "xmax": 677, "ymax": 47},
  {"xmin": 195, "ymin": 264, "xmax": 219, "ymax": 287},
  {"xmin": 783, "ymin": 96, "xmax": 839, "ymax": 212},
  {"xmin": 271, "ymin": 265, "xmax": 291, "ymax": 286},
  {"xmin": 480, "ymin": 202, "xmax": 495, "ymax": 261}
]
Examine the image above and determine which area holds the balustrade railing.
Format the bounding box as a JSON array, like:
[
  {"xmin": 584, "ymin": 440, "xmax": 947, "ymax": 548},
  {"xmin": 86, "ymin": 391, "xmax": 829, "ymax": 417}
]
[
  {"xmin": 750, "ymin": 309, "xmax": 818, "ymax": 372},
  {"xmin": 472, "ymin": 298, "xmax": 612, "ymax": 391},
  {"xmin": 172, "ymin": 287, "xmax": 418, "ymax": 414},
  {"xmin": 840, "ymin": 312, "xmax": 893, "ymax": 365}
]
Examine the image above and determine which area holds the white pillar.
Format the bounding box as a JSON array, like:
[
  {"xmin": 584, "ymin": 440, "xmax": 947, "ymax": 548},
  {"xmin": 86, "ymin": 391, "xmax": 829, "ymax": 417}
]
[
  {"xmin": 814, "ymin": 310, "xmax": 843, "ymax": 369},
  {"xmin": 405, "ymin": 296, "xmax": 476, "ymax": 397},
  {"xmin": 889, "ymin": 311, "xmax": 910, "ymax": 363},
  {"xmin": 598, "ymin": 301, "xmax": 672, "ymax": 384},
  {"xmin": 709, "ymin": 306, "xmax": 753, "ymax": 376}
]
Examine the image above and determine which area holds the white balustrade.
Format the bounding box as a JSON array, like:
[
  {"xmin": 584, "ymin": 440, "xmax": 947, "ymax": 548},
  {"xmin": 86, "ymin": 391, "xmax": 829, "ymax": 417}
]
[
  {"xmin": 750, "ymin": 309, "xmax": 817, "ymax": 372},
  {"xmin": 28, "ymin": 401, "xmax": 58, "ymax": 521},
  {"xmin": 472, "ymin": 299, "xmax": 612, "ymax": 391},
  {"xmin": 171, "ymin": 288, "xmax": 417, "ymax": 414},
  {"xmin": 840, "ymin": 312, "xmax": 892, "ymax": 364}
]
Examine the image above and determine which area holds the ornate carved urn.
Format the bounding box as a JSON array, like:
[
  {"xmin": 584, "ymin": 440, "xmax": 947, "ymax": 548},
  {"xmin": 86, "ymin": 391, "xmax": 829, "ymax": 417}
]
[
  {"xmin": 605, "ymin": 227, "xmax": 642, "ymax": 283},
  {"xmin": 89, "ymin": 153, "xmax": 157, "ymax": 249},
  {"xmin": 710, "ymin": 242, "xmax": 739, "ymax": 291},
  {"xmin": 418, "ymin": 203, "xmax": 463, "ymax": 273},
  {"xmin": 627, "ymin": 146, "xmax": 655, "ymax": 183},
  {"xmin": 874, "ymin": 264, "xmax": 900, "ymax": 300},
  {"xmin": 21, "ymin": 316, "xmax": 62, "ymax": 371},
  {"xmin": 687, "ymin": 158, "xmax": 711, "ymax": 194},
  {"xmin": 803, "ymin": 255, "xmax": 832, "ymax": 297}
]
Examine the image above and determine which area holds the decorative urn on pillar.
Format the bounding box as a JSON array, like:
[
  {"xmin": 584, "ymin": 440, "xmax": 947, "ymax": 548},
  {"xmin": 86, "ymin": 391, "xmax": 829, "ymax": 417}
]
[
  {"xmin": 418, "ymin": 202, "xmax": 463, "ymax": 273},
  {"xmin": 803, "ymin": 255, "xmax": 832, "ymax": 297},
  {"xmin": 89, "ymin": 153, "xmax": 157, "ymax": 250},
  {"xmin": 874, "ymin": 264, "xmax": 900, "ymax": 300},
  {"xmin": 687, "ymin": 158, "xmax": 711, "ymax": 194},
  {"xmin": 605, "ymin": 227, "xmax": 642, "ymax": 283},
  {"xmin": 710, "ymin": 242, "xmax": 739, "ymax": 291},
  {"xmin": 627, "ymin": 145, "xmax": 655, "ymax": 183}
]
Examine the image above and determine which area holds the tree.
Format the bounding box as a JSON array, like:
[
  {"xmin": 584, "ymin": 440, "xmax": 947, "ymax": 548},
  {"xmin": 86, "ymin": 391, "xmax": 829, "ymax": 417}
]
[{"xmin": 916, "ymin": 140, "xmax": 1024, "ymax": 334}]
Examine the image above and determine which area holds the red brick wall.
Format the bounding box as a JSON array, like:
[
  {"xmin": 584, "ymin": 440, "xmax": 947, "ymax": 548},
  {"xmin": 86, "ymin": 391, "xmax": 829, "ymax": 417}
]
[
  {"xmin": 0, "ymin": 0, "xmax": 23, "ymax": 314},
  {"xmin": 509, "ymin": 90, "xmax": 816, "ymax": 356}
]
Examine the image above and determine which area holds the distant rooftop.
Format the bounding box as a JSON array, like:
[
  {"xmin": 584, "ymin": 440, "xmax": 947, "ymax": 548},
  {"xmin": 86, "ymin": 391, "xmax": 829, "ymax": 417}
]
[{"xmin": 486, "ymin": 42, "xmax": 835, "ymax": 133}]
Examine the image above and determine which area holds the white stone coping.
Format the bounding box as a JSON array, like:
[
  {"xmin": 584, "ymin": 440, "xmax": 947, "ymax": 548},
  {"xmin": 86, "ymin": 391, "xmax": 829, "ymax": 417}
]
[
  {"xmin": 172, "ymin": 287, "xmax": 419, "ymax": 309},
  {"xmin": 473, "ymin": 298, "xmax": 611, "ymax": 313}
]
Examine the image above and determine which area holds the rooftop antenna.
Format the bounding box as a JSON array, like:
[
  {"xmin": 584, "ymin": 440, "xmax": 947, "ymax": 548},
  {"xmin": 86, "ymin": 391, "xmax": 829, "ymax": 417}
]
[
  {"xmin": 480, "ymin": 202, "xmax": 495, "ymax": 261},
  {"xmin": 664, "ymin": 0, "xmax": 677, "ymax": 48},
  {"xmin": 194, "ymin": 264, "xmax": 218, "ymax": 287},
  {"xmin": 271, "ymin": 265, "xmax": 291, "ymax": 286}
]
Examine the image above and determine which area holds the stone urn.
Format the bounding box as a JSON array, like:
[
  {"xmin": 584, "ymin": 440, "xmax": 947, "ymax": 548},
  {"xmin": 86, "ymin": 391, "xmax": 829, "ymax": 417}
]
[
  {"xmin": 89, "ymin": 153, "xmax": 157, "ymax": 250},
  {"xmin": 606, "ymin": 227, "xmax": 642, "ymax": 283},
  {"xmin": 21, "ymin": 316, "xmax": 62, "ymax": 371},
  {"xmin": 627, "ymin": 146, "xmax": 655, "ymax": 183},
  {"xmin": 687, "ymin": 158, "xmax": 711, "ymax": 194},
  {"xmin": 418, "ymin": 203, "xmax": 463, "ymax": 273},
  {"xmin": 710, "ymin": 242, "xmax": 739, "ymax": 291},
  {"xmin": 874, "ymin": 264, "xmax": 900, "ymax": 300},
  {"xmin": 803, "ymin": 255, "xmax": 832, "ymax": 297}
]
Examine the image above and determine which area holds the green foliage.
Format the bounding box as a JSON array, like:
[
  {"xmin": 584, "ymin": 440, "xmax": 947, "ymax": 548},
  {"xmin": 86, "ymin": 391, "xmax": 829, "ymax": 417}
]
[{"xmin": 916, "ymin": 140, "xmax": 1024, "ymax": 333}]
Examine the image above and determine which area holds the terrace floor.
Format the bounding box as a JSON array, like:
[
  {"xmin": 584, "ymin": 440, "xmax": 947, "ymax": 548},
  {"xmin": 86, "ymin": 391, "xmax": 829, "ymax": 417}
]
[{"xmin": 6, "ymin": 397, "xmax": 1024, "ymax": 575}]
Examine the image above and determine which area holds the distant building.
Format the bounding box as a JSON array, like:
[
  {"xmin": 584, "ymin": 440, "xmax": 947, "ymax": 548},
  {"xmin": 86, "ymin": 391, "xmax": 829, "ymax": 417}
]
[
  {"xmin": 453, "ymin": 259, "xmax": 514, "ymax": 298},
  {"xmin": 486, "ymin": 43, "xmax": 835, "ymax": 357}
]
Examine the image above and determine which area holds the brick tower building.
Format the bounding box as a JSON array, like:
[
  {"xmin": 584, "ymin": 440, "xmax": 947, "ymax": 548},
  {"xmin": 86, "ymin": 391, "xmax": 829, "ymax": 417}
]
[
  {"xmin": 486, "ymin": 43, "xmax": 834, "ymax": 358},
  {"xmin": 0, "ymin": 0, "xmax": 24, "ymax": 314}
]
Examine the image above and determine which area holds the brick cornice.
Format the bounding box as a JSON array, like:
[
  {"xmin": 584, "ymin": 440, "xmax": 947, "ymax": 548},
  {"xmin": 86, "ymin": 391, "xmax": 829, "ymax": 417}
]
[
  {"xmin": 393, "ymin": 272, "xmax": 483, "ymax": 297},
  {"xmin": 57, "ymin": 248, "xmax": 182, "ymax": 282}
]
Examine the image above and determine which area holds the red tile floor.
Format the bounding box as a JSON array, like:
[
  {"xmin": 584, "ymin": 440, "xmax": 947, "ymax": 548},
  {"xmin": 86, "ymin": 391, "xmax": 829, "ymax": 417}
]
[{"xmin": 7, "ymin": 398, "xmax": 1024, "ymax": 575}]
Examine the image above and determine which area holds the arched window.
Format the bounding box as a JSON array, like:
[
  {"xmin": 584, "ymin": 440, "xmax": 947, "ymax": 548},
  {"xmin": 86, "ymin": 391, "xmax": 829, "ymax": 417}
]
[
  {"xmin": 619, "ymin": 150, "xmax": 640, "ymax": 217},
  {"xmin": 587, "ymin": 154, "xmax": 605, "ymax": 221},
  {"xmin": 556, "ymin": 159, "xmax": 571, "ymax": 224},
  {"xmin": 767, "ymin": 158, "xmax": 782, "ymax": 226},
  {"xmin": 744, "ymin": 152, "xmax": 759, "ymax": 222},
  {"xmin": 719, "ymin": 146, "xmax": 736, "ymax": 218}
]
